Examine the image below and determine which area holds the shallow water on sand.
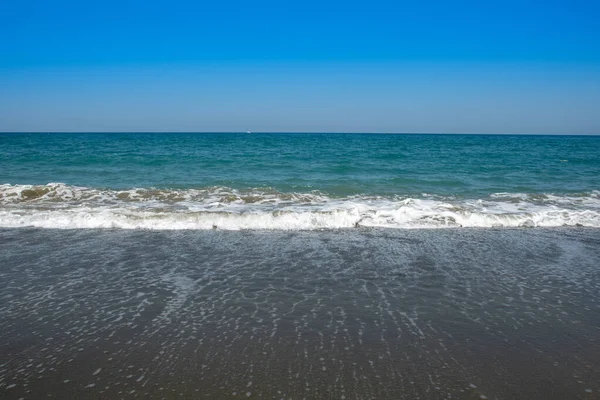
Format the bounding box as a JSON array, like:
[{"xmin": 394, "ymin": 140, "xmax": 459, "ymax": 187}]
[{"xmin": 1, "ymin": 228, "xmax": 599, "ymax": 399}]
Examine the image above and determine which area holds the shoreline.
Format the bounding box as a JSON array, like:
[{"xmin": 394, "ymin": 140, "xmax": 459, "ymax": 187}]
[{"xmin": 1, "ymin": 228, "xmax": 599, "ymax": 398}]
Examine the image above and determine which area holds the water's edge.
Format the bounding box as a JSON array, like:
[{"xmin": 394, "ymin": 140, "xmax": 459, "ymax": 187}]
[{"xmin": 1, "ymin": 227, "xmax": 599, "ymax": 399}]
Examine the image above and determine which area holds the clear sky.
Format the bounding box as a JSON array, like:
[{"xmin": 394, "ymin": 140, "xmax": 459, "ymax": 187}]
[{"xmin": 1, "ymin": 0, "xmax": 599, "ymax": 133}]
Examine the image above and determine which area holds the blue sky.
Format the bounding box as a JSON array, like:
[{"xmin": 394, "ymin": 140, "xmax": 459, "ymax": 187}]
[{"xmin": 1, "ymin": 0, "xmax": 599, "ymax": 133}]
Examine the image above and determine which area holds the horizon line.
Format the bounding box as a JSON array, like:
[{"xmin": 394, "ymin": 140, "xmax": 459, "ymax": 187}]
[{"xmin": 1, "ymin": 131, "xmax": 599, "ymax": 136}]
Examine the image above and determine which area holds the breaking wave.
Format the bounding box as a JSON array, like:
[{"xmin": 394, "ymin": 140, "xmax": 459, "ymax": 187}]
[{"xmin": 1, "ymin": 183, "xmax": 600, "ymax": 230}]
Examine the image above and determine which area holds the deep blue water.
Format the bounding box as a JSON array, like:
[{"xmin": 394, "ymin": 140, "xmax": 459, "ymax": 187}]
[
  {"xmin": 1, "ymin": 133, "xmax": 599, "ymax": 229},
  {"xmin": 1, "ymin": 132, "xmax": 599, "ymax": 196}
]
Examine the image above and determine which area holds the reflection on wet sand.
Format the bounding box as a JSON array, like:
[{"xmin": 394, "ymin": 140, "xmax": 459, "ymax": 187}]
[{"xmin": 0, "ymin": 228, "xmax": 599, "ymax": 399}]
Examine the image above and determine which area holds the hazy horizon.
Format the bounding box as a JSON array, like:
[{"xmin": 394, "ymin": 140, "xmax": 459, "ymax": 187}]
[{"xmin": 3, "ymin": 132, "xmax": 600, "ymax": 135}]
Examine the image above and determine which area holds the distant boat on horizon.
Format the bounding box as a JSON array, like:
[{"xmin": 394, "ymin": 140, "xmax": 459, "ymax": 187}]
[{"xmin": 246, "ymin": 130, "xmax": 252, "ymax": 134}]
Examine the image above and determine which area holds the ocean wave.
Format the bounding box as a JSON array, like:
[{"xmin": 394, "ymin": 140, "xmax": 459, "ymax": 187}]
[{"xmin": 1, "ymin": 183, "xmax": 600, "ymax": 230}]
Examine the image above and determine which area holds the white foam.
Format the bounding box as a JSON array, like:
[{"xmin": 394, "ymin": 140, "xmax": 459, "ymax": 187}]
[{"xmin": 1, "ymin": 183, "xmax": 599, "ymax": 230}]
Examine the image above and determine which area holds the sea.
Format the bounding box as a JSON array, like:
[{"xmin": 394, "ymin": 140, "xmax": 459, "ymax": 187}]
[
  {"xmin": 0, "ymin": 133, "xmax": 599, "ymax": 399},
  {"xmin": 1, "ymin": 133, "xmax": 600, "ymax": 229}
]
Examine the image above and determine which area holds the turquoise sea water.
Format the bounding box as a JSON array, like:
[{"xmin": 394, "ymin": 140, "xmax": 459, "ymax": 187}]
[{"xmin": 1, "ymin": 133, "xmax": 599, "ymax": 229}]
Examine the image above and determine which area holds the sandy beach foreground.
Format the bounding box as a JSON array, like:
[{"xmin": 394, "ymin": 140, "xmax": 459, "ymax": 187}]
[{"xmin": 1, "ymin": 228, "xmax": 599, "ymax": 399}]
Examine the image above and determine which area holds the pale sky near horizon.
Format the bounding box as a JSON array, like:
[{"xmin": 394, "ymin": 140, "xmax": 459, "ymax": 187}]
[{"xmin": 1, "ymin": 1, "xmax": 599, "ymax": 134}]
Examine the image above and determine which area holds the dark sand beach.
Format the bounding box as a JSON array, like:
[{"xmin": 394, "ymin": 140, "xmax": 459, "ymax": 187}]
[{"xmin": 1, "ymin": 228, "xmax": 599, "ymax": 399}]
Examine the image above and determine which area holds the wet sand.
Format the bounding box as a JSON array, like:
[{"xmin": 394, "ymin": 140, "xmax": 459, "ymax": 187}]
[{"xmin": 0, "ymin": 228, "xmax": 599, "ymax": 399}]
